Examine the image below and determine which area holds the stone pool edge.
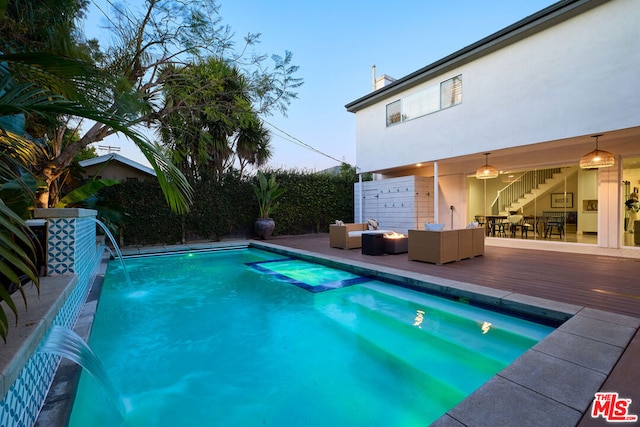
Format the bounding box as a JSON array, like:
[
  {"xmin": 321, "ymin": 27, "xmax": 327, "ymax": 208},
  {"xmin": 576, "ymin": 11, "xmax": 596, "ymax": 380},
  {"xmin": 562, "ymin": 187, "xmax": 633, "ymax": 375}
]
[{"xmin": 38, "ymin": 240, "xmax": 640, "ymax": 426}]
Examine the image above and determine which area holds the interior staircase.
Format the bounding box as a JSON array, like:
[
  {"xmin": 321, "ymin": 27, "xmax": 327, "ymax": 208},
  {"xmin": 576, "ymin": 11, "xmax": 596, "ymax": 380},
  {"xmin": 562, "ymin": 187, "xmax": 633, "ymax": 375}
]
[{"xmin": 491, "ymin": 166, "xmax": 577, "ymax": 215}]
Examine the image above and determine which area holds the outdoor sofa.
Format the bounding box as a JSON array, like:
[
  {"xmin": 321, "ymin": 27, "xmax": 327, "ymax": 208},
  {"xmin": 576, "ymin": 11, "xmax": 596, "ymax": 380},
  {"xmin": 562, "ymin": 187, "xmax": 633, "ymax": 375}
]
[
  {"xmin": 408, "ymin": 226, "xmax": 484, "ymax": 265},
  {"xmin": 329, "ymin": 223, "xmax": 392, "ymax": 249}
]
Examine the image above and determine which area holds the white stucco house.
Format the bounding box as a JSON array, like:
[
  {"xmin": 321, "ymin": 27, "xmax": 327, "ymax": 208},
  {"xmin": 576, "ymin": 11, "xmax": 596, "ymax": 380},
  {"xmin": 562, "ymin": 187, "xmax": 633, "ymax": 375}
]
[{"xmin": 346, "ymin": 0, "xmax": 640, "ymax": 252}]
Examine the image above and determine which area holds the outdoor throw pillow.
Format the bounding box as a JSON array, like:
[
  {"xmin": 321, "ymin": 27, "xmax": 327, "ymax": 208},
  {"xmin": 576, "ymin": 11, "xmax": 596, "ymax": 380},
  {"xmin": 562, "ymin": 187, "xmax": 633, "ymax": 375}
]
[
  {"xmin": 367, "ymin": 218, "xmax": 379, "ymax": 230},
  {"xmin": 335, "ymin": 220, "xmax": 344, "ymax": 226},
  {"xmin": 424, "ymin": 223, "xmax": 445, "ymax": 231}
]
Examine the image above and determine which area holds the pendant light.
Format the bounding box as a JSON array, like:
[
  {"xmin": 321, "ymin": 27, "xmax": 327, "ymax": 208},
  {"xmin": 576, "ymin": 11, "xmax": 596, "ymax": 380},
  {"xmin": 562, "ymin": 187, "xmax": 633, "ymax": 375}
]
[
  {"xmin": 579, "ymin": 134, "xmax": 615, "ymax": 169},
  {"xmin": 476, "ymin": 153, "xmax": 499, "ymax": 179}
]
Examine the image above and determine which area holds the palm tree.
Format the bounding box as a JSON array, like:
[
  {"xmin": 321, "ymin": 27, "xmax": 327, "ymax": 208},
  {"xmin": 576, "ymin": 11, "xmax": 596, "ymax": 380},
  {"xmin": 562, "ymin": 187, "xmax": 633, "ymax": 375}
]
[
  {"xmin": 159, "ymin": 58, "xmax": 272, "ymax": 181},
  {"xmin": 236, "ymin": 116, "xmax": 272, "ymax": 178}
]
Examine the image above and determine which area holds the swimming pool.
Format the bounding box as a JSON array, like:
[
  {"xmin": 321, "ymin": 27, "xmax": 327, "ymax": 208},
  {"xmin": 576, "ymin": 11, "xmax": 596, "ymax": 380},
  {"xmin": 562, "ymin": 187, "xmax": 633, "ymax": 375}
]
[{"xmin": 68, "ymin": 248, "xmax": 554, "ymax": 426}]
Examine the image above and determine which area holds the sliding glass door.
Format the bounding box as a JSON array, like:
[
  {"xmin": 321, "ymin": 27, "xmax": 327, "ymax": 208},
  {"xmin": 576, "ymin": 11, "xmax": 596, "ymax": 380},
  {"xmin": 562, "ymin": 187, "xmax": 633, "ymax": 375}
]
[{"xmin": 469, "ymin": 163, "xmax": 598, "ymax": 244}]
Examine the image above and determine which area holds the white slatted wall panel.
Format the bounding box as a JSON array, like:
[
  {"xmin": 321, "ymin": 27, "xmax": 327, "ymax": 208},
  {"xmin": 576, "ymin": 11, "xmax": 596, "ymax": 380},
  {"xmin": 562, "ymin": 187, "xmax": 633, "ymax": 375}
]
[{"xmin": 354, "ymin": 176, "xmax": 434, "ymax": 233}]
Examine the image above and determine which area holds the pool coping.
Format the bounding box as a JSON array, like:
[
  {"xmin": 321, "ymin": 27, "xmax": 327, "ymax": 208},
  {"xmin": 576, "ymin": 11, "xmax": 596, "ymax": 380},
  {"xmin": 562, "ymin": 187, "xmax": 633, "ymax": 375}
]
[{"xmin": 40, "ymin": 241, "xmax": 640, "ymax": 426}]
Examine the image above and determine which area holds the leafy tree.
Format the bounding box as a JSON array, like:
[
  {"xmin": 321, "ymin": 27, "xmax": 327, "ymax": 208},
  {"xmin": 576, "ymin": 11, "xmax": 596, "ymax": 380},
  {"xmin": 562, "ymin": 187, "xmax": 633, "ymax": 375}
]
[
  {"xmin": 1, "ymin": 0, "xmax": 194, "ymax": 211},
  {"xmin": 159, "ymin": 58, "xmax": 273, "ymax": 181},
  {"xmin": 0, "ymin": 0, "xmax": 99, "ymax": 61},
  {"xmin": 74, "ymin": 144, "xmax": 98, "ymax": 162},
  {"xmin": 235, "ymin": 115, "xmax": 272, "ymax": 178},
  {"xmin": 2, "ymin": 0, "xmax": 301, "ymax": 209},
  {"xmin": 96, "ymin": 0, "xmax": 300, "ymax": 179},
  {"xmin": 0, "ymin": 52, "xmax": 193, "ymax": 213}
]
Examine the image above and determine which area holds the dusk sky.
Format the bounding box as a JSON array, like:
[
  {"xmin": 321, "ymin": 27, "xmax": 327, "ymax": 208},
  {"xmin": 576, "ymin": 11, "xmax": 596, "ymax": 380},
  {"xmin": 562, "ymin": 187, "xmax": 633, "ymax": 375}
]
[{"xmin": 86, "ymin": 0, "xmax": 557, "ymax": 172}]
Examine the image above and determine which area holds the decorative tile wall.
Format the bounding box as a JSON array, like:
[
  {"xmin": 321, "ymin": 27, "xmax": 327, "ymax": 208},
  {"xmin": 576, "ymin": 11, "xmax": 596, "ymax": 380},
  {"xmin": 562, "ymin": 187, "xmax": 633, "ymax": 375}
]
[
  {"xmin": 47, "ymin": 218, "xmax": 76, "ymax": 275},
  {"xmin": 0, "ymin": 213, "xmax": 102, "ymax": 427}
]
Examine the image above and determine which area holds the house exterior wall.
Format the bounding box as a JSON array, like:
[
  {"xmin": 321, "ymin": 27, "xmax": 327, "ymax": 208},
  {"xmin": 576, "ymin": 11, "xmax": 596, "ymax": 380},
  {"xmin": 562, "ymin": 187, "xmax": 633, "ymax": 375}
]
[
  {"xmin": 600, "ymin": 165, "xmax": 623, "ymax": 247},
  {"xmin": 353, "ymin": 0, "xmax": 639, "ymax": 173},
  {"xmin": 348, "ymin": 0, "xmax": 640, "ymax": 249},
  {"xmin": 438, "ymin": 173, "xmax": 467, "ymax": 230}
]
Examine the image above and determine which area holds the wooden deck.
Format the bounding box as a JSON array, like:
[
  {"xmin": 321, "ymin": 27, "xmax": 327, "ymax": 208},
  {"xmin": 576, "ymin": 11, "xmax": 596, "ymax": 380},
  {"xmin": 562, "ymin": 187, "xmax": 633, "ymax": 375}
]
[
  {"xmin": 267, "ymin": 233, "xmax": 640, "ymax": 318},
  {"xmin": 265, "ymin": 233, "xmax": 639, "ymax": 426}
]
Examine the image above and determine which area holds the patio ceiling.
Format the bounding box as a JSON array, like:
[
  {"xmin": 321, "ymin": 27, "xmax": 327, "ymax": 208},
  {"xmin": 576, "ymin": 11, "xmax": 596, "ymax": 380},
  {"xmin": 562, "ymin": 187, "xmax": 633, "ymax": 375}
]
[{"xmin": 372, "ymin": 126, "xmax": 640, "ymax": 177}]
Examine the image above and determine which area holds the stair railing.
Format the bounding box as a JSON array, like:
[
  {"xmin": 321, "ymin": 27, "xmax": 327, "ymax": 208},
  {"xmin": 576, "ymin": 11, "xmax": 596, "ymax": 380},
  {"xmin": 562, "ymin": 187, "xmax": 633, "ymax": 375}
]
[{"xmin": 490, "ymin": 168, "xmax": 562, "ymax": 214}]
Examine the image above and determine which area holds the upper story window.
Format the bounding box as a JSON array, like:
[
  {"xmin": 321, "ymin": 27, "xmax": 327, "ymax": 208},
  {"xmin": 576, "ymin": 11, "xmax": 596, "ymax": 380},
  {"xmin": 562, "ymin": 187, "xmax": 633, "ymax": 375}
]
[
  {"xmin": 441, "ymin": 75, "xmax": 462, "ymax": 108},
  {"xmin": 386, "ymin": 75, "xmax": 462, "ymax": 126},
  {"xmin": 386, "ymin": 100, "xmax": 401, "ymax": 125}
]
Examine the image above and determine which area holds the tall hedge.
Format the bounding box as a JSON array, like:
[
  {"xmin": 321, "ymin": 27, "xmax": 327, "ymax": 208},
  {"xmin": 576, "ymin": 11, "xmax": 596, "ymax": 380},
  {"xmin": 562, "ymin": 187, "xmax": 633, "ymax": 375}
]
[
  {"xmin": 101, "ymin": 180, "xmax": 182, "ymax": 245},
  {"xmin": 273, "ymin": 171, "xmax": 354, "ymax": 235},
  {"xmin": 99, "ymin": 169, "xmax": 356, "ymax": 246}
]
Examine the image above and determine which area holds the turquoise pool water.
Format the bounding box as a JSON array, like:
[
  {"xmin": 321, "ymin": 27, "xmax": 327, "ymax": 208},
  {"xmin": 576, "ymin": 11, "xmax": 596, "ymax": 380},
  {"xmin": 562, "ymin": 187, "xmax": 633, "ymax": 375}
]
[{"xmin": 69, "ymin": 248, "xmax": 554, "ymax": 426}]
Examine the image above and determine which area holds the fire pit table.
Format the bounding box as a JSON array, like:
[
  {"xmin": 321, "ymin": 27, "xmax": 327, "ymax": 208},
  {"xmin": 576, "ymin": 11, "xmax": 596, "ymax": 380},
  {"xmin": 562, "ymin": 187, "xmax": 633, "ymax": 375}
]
[{"xmin": 383, "ymin": 232, "xmax": 408, "ymax": 254}]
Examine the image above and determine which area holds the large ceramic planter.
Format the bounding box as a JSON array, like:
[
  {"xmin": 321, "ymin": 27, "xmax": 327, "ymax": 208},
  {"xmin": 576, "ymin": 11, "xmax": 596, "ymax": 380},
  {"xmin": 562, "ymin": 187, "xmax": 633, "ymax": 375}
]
[{"xmin": 255, "ymin": 218, "xmax": 275, "ymax": 240}]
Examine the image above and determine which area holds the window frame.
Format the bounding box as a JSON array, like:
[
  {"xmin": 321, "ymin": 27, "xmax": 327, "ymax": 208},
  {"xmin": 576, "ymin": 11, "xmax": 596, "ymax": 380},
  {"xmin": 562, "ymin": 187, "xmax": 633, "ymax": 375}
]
[
  {"xmin": 385, "ymin": 74, "xmax": 462, "ymax": 127},
  {"xmin": 386, "ymin": 100, "xmax": 402, "ymax": 126}
]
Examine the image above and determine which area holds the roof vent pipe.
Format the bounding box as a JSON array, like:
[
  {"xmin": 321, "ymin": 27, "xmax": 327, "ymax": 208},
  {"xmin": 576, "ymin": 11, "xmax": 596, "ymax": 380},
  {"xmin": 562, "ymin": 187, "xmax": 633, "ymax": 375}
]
[{"xmin": 371, "ymin": 65, "xmax": 376, "ymax": 92}]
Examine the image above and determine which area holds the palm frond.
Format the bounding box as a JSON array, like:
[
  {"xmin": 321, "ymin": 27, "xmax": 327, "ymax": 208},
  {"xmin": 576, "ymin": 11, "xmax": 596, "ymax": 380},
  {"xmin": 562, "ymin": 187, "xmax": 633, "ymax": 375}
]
[
  {"xmin": 1, "ymin": 53, "xmax": 112, "ymax": 109},
  {"xmin": 0, "ymin": 76, "xmax": 193, "ymax": 213},
  {"xmin": 0, "ymin": 75, "xmax": 72, "ymax": 117},
  {"xmin": 0, "ymin": 199, "xmax": 39, "ymax": 342},
  {"xmin": 136, "ymin": 140, "xmax": 194, "ymax": 215},
  {"xmin": 55, "ymin": 179, "xmax": 120, "ymax": 208}
]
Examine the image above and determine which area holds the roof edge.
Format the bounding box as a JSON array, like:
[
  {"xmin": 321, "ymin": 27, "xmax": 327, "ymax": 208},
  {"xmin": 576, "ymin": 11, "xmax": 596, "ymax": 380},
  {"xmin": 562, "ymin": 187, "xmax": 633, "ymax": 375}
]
[{"xmin": 78, "ymin": 153, "xmax": 157, "ymax": 176}]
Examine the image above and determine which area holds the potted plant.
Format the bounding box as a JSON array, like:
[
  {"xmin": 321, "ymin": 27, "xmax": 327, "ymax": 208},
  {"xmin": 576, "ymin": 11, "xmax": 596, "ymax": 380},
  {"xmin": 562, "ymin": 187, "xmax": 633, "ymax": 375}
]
[{"xmin": 251, "ymin": 171, "xmax": 286, "ymax": 239}]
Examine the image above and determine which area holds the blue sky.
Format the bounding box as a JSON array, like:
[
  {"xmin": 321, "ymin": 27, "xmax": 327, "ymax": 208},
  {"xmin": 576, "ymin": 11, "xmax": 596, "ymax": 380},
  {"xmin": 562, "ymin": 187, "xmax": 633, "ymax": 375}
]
[{"xmin": 86, "ymin": 0, "xmax": 557, "ymax": 171}]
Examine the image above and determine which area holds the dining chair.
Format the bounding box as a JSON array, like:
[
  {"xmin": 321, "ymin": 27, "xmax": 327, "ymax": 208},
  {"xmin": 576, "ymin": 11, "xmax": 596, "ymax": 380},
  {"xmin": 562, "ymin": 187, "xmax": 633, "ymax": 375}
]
[
  {"xmin": 545, "ymin": 216, "xmax": 565, "ymax": 238},
  {"xmin": 495, "ymin": 218, "xmax": 508, "ymax": 237},
  {"xmin": 507, "ymin": 214, "xmax": 523, "ymax": 237}
]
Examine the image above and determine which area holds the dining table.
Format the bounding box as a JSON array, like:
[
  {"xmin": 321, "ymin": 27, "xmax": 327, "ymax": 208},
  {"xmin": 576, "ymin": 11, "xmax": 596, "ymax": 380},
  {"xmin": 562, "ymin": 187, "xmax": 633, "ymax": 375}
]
[
  {"xmin": 484, "ymin": 215, "xmax": 507, "ymax": 236},
  {"xmin": 484, "ymin": 215, "xmax": 550, "ymax": 238}
]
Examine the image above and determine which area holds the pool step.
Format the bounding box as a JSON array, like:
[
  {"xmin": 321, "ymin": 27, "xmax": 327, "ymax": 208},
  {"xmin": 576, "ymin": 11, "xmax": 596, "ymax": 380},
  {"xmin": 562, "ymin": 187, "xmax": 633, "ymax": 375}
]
[
  {"xmin": 319, "ymin": 300, "xmax": 507, "ymax": 396},
  {"xmin": 345, "ymin": 296, "xmax": 512, "ymax": 368},
  {"xmin": 360, "ymin": 282, "xmax": 551, "ymax": 342},
  {"xmin": 348, "ymin": 283, "xmax": 546, "ymax": 365},
  {"xmin": 319, "ymin": 301, "xmax": 470, "ymax": 401}
]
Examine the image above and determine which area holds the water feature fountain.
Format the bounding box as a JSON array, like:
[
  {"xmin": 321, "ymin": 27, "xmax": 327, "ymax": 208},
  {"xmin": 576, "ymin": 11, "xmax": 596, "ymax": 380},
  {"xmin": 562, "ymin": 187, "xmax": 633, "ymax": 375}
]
[
  {"xmin": 38, "ymin": 325, "xmax": 126, "ymax": 419},
  {"xmin": 0, "ymin": 209, "xmax": 128, "ymax": 427},
  {"xmin": 88, "ymin": 217, "xmax": 131, "ymax": 285}
]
